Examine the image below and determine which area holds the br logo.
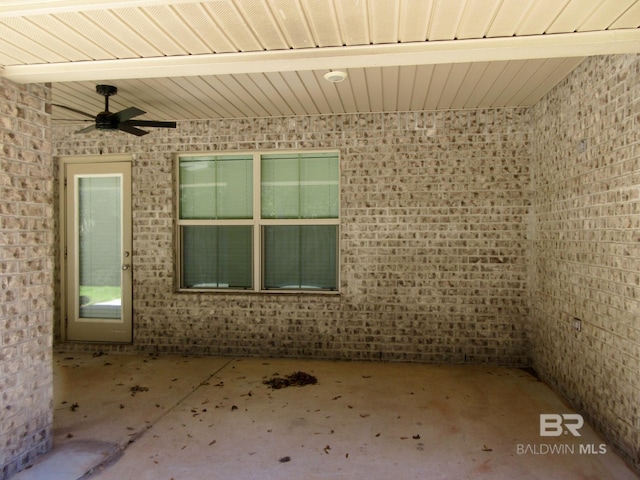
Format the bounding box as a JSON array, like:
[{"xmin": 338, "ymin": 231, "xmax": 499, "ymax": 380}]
[{"xmin": 540, "ymin": 414, "xmax": 584, "ymax": 437}]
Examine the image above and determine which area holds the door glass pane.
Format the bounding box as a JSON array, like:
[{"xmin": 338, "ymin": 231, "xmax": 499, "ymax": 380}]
[
  {"xmin": 263, "ymin": 225, "xmax": 337, "ymax": 290},
  {"xmin": 182, "ymin": 225, "xmax": 252, "ymax": 289},
  {"xmin": 78, "ymin": 175, "xmax": 122, "ymax": 319}
]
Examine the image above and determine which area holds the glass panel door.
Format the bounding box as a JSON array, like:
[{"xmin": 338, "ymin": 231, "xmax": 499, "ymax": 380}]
[{"xmin": 65, "ymin": 161, "xmax": 132, "ymax": 343}]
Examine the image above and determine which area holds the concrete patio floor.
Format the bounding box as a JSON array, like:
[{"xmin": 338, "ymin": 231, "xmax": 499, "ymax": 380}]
[{"xmin": 12, "ymin": 352, "xmax": 639, "ymax": 480}]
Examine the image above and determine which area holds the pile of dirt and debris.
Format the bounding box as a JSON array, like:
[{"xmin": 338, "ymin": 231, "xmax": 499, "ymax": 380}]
[
  {"xmin": 129, "ymin": 385, "xmax": 149, "ymax": 396},
  {"xmin": 263, "ymin": 371, "xmax": 318, "ymax": 389}
]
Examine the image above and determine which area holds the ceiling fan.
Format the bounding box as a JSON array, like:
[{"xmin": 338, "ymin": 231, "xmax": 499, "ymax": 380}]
[{"xmin": 53, "ymin": 84, "xmax": 177, "ymax": 136}]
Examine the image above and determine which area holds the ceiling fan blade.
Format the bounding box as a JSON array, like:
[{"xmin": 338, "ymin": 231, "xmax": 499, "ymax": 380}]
[
  {"xmin": 75, "ymin": 124, "xmax": 96, "ymax": 134},
  {"xmin": 117, "ymin": 123, "xmax": 149, "ymax": 136},
  {"xmin": 53, "ymin": 118, "xmax": 92, "ymax": 122},
  {"xmin": 124, "ymin": 120, "xmax": 177, "ymax": 128},
  {"xmin": 53, "ymin": 103, "xmax": 95, "ymax": 119},
  {"xmin": 111, "ymin": 106, "xmax": 145, "ymax": 123}
]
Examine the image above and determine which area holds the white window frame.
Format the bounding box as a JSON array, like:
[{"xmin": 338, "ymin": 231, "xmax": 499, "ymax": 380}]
[{"xmin": 175, "ymin": 149, "xmax": 340, "ymax": 294}]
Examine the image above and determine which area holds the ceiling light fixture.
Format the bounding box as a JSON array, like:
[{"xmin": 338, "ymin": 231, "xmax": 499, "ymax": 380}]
[{"xmin": 324, "ymin": 70, "xmax": 348, "ymax": 83}]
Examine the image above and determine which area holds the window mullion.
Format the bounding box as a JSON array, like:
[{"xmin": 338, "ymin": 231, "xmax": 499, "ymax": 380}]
[
  {"xmin": 297, "ymin": 154, "xmax": 302, "ymax": 219},
  {"xmin": 214, "ymin": 156, "xmax": 219, "ymax": 219},
  {"xmin": 297, "ymin": 155, "xmax": 301, "ymax": 288},
  {"xmin": 254, "ymin": 152, "xmax": 261, "ymax": 292},
  {"xmin": 298, "ymin": 225, "xmax": 302, "ymax": 288},
  {"xmin": 215, "ymin": 226, "xmax": 220, "ymax": 287}
]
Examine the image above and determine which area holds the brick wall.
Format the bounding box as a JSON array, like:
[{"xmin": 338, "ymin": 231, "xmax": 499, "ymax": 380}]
[
  {"xmin": 0, "ymin": 79, "xmax": 53, "ymax": 479},
  {"xmin": 530, "ymin": 54, "xmax": 640, "ymax": 470},
  {"xmin": 54, "ymin": 109, "xmax": 531, "ymax": 365}
]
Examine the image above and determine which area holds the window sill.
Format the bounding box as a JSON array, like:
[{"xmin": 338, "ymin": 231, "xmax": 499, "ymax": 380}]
[{"xmin": 177, "ymin": 287, "xmax": 340, "ymax": 296}]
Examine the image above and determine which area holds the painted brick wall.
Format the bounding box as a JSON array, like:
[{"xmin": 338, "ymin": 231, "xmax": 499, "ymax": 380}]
[
  {"xmin": 530, "ymin": 54, "xmax": 640, "ymax": 470},
  {"xmin": 0, "ymin": 79, "xmax": 53, "ymax": 479},
  {"xmin": 54, "ymin": 109, "xmax": 531, "ymax": 365}
]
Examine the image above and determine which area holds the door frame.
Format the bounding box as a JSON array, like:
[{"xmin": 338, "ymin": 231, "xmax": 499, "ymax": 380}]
[{"xmin": 58, "ymin": 154, "xmax": 134, "ymax": 343}]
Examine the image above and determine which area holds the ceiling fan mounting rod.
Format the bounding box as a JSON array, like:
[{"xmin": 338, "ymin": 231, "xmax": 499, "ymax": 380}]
[{"xmin": 96, "ymin": 85, "xmax": 118, "ymax": 116}]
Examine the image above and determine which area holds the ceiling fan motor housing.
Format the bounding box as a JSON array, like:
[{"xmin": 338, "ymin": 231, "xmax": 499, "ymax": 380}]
[{"xmin": 95, "ymin": 112, "xmax": 116, "ymax": 129}]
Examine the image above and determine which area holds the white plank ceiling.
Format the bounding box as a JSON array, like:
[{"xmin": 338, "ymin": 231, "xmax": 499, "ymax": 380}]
[{"xmin": 1, "ymin": 0, "xmax": 639, "ymax": 124}]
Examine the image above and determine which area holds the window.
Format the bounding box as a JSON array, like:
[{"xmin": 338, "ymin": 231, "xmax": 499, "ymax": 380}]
[{"xmin": 177, "ymin": 151, "xmax": 339, "ymax": 292}]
